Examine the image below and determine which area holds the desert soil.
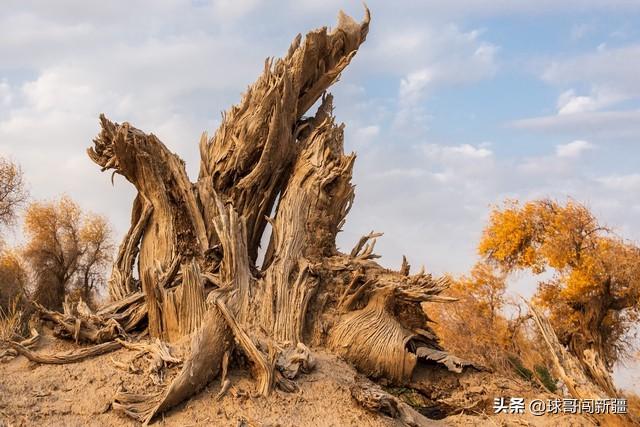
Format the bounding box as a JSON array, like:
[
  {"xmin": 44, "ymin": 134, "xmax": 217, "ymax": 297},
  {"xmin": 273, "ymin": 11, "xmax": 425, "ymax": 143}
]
[
  {"xmin": 0, "ymin": 331, "xmax": 399, "ymax": 427},
  {"xmin": 0, "ymin": 331, "xmax": 598, "ymax": 427}
]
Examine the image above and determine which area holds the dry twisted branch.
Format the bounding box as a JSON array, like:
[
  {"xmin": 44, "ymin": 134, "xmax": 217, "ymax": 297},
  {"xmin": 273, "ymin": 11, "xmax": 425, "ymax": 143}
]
[{"xmin": 2, "ymin": 340, "xmax": 122, "ymax": 364}]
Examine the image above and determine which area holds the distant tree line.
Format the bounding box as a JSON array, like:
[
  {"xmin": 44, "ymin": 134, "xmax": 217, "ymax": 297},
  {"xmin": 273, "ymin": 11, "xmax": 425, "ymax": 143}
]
[{"xmin": 0, "ymin": 156, "xmax": 113, "ymax": 319}]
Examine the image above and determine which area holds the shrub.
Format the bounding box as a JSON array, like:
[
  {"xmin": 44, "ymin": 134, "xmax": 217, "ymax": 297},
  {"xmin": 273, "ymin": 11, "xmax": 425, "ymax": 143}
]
[{"xmin": 534, "ymin": 364, "xmax": 557, "ymax": 393}]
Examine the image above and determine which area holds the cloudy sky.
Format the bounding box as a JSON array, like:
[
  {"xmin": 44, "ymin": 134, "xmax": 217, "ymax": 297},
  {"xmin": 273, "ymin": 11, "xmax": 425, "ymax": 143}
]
[{"xmin": 1, "ymin": 0, "xmax": 639, "ymax": 389}]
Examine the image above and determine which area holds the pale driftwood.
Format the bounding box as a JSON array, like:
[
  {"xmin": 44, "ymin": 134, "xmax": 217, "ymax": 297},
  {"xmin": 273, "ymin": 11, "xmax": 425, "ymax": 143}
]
[
  {"xmin": 20, "ymin": 328, "xmax": 40, "ymax": 348},
  {"xmin": 2, "ymin": 340, "xmax": 121, "ymax": 364},
  {"xmin": 351, "ymin": 378, "xmax": 442, "ymax": 427},
  {"xmin": 113, "ymin": 307, "xmax": 232, "ymax": 424},
  {"xmin": 115, "ymin": 338, "xmax": 181, "ymax": 366},
  {"xmin": 38, "ymin": 304, "xmax": 126, "ymax": 343},
  {"xmin": 215, "ymin": 379, "xmax": 231, "ymax": 401},
  {"xmin": 414, "ymin": 347, "xmax": 483, "ymax": 374},
  {"xmin": 0, "ymin": 328, "xmax": 40, "ymax": 361},
  {"xmin": 350, "ymin": 231, "xmax": 384, "ymax": 260},
  {"xmin": 337, "ymin": 269, "xmax": 364, "ymax": 309},
  {"xmin": 330, "ymin": 287, "xmax": 418, "ymax": 383},
  {"xmin": 400, "ymin": 255, "xmax": 411, "ymax": 276},
  {"xmin": 213, "ymin": 296, "xmax": 273, "ymax": 396},
  {"xmin": 258, "ymin": 93, "xmax": 355, "ymax": 342},
  {"xmin": 276, "ymin": 342, "xmax": 315, "ymax": 380},
  {"xmin": 340, "ymin": 279, "xmax": 375, "ymax": 311},
  {"xmin": 526, "ymin": 301, "xmax": 608, "ymax": 399},
  {"xmin": 106, "ymin": 195, "xmax": 152, "ymax": 301}
]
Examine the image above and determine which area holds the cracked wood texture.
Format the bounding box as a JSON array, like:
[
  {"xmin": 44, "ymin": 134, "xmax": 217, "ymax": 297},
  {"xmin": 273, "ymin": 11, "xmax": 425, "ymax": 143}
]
[
  {"xmin": 88, "ymin": 9, "xmax": 370, "ymax": 343},
  {"xmin": 82, "ymin": 9, "xmax": 468, "ymax": 424}
]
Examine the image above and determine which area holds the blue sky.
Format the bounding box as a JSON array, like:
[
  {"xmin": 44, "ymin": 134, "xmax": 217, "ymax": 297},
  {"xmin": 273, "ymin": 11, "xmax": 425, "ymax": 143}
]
[{"xmin": 1, "ymin": 0, "xmax": 639, "ymax": 390}]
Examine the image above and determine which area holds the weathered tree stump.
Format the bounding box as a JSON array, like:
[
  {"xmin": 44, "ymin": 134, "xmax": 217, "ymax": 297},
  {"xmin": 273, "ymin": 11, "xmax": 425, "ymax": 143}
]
[{"xmin": 14, "ymin": 9, "xmax": 478, "ymax": 425}]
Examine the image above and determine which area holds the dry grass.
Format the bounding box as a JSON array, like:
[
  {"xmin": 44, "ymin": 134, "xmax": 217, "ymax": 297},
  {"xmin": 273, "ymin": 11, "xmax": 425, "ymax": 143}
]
[
  {"xmin": 624, "ymin": 392, "xmax": 640, "ymax": 424},
  {"xmin": 0, "ymin": 296, "xmax": 22, "ymax": 340}
]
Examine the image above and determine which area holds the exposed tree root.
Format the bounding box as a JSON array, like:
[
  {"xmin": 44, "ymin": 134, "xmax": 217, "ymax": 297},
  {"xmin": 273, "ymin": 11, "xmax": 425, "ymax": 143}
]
[
  {"xmin": 276, "ymin": 342, "xmax": 315, "ymax": 380},
  {"xmin": 110, "ymin": 355, "xmax": 142, "ymax": 374},
  {"xmin": 337, "ymin": 269, "xmax": 364, "ymax": 310},
  {"xmin": 329, "ymin": 279, "xmax": 464, "ymax": 384},
  {"xmin": 215, "ymin": 379, "xmax": 232, "ymax": 401},
  {"xmin": 212, "ymin": 296, "xmax": 273, "ymax": 397},
  {"xmin": 113, "ymin": 306, "xmax": 231, "ymax": 424},
  {"xmin": 115, "ymin": 338, "xmax": 181, "ymax": 366},
  {"xmin": 414, "ymin": 348, "xmax": 482, "ymax": 374},
  {"xmin": 97, "ymin": 291, "xmax": 144, "ymax": 316},
  {"xmin": 37, "ymin": 294, "xmax": 147, "ymax": 344},
  {"xmin": 330, "ymin": 287, "xmax": 418, "ymax": 383},
  {"xmin": 351, "ymin": 378, "xmax": 442, "ymax": 427},
  {"xmin": 107, "ymin": 195, "xmax": 153, "ymax": 300},
  {"xmin": 111, "ymin": 389, "xmax": 163, "ymax": 425},
  {"xmin": 0, "ymin": 328, "xmax": 39, "ymax": 362},
  {"xmin": 2, "ymin": 340, "xmax": 121, "ymax": 364},
  {"xmin": 340, "ymin": 279, "xmax": 375, "ymax": 311}
]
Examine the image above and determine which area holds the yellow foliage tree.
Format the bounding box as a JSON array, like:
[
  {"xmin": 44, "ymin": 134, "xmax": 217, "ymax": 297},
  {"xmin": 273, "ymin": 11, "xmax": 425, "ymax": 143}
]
[
  {"xmin": 0, "ymin": 249, "xmax": 28, "ymax": 311},
  {"xmin": 429, "ymin": 262, "xmax": 512, "ymax": 369},
  {"xmin": 479, "ymin": 199, "xmax": 640, "ymax": 395},
  {"xmin": 23, "ymin": 196, "xmax": 114, "ymax": 310}
]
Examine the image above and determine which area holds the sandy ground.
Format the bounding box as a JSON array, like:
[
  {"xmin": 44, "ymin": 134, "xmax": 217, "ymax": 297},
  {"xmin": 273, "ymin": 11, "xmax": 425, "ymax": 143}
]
[
  {"xmin": 0, "ymin": 332, "xmax": 399, "ymax": 427},
  {"xmin": 0, "ymin": 332, "xmax": 614, "ymax": 427}
]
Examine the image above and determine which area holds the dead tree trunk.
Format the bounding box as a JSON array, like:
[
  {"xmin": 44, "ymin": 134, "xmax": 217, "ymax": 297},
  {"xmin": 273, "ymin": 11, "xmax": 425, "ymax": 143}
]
[
  {"xmin": 526, "ymin": 301, "xmax": 608, "ymax": 400},
  {"xmin": 565, "ymin": 297, "xmax": 620, "ymax": 397},
  {"xmin": 74, "ymin": 8, "xmax": 466, "ymax": 423}
]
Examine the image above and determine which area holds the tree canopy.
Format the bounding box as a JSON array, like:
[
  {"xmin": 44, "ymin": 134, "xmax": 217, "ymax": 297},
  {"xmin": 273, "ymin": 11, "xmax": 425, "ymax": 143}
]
[
  {"xmin": 479, "ymin": 199, "xmax": 640, "ymax": 394},
  {"xmin": 23, "ymin": 196, "xmax": 113, "ymax": 310},
  {"xmin": 0, "ymin": 157, "xmax": 28, "ymax": 234},
  {"xmin": 0, "ymin": 249, "xmax": 28, "ymax": 312}
]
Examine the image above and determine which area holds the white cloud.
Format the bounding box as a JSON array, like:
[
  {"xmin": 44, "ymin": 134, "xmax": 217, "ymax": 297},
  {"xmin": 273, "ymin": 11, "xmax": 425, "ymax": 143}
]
[
  {"xmin": 350, "ymin": 125, "xmax": 380, "ymax": 148},
  {"xmin": 422, "ymin": 143, "xmax": 494, "ymax": 162},
  {"xmin": 517, "ymin": 140, "xmax": 595, "ymax": 177},
  {"xmin": 364, "ymin": 22, "xmax": 498, "ymax": 102},
  {"xmin": 510, "ymin": 110, "xmax": 640, "ymax": 140},
  {"xmin": 514, "ymin": 41, "xmax": 640, "ymax": 149},
  {"xmin": 556, "ymin": 87, "xmax": 624, "ymax": 115},
  {"xmin": 327, "ymin": 0, "xmax": 640, "ymax": 22},
  {"xmin": 557, "ymin": 93, "xmax": 597, "ymax": 114},
  {"xmin": 399, "ymin": 69, "xmax": 435, "ymax": 106},
  {"xmin": 378, "ymin": 168, "xmax": 428, "ymax": 178},
  {"xmin": 338, "ymin": 141, "xmax": 500, "ymax": 275},
  {"xmin": 555, "ymin": 140, "xmax": 594, "ymax": 158},
  {"xmin": 387, "ymin": 25, "xmax": 498, "ymax": 93},
  {"xmin": 542, "ymin": 44, "xmax": 640, "ymax": 103},
  {"xmin": 22, "ymin": 69, "xmax": 96, "ymax": 113},
  {"xmin": 542, "ymin": 43, "xmax": 635, "ymax": 84},
  {"xmin": 597, "ymin": 174, "xmax": 640, "ymax": 192},
  {"xmin": 209, "ymin": 0, "xmax": 261, "ymax": 19},
  {"xmin": 376, "ymin": 25, "xmax": 498, "ymax": 136},
  {"xmin": 0, "ymin": 80, "xmax": 11, "ymax": 107},
  {"xmin": 449, "ymin": 143, "xmax": 493, "ymax": 158}
]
